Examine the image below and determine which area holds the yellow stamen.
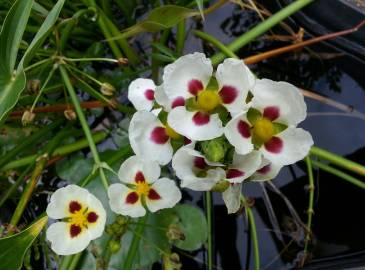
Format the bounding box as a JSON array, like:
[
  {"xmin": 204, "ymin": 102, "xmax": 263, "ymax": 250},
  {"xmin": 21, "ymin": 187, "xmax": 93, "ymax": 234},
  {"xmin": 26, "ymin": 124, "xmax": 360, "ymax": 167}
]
[
  {"xmin": 135, "ymin": 182, "xmax": 150, "ymax": 196},
  {"xmin": 70, "ymin": 209, "xmax": 88, "ymax": 227},
  {"xmin": 253, "ymin": 117, "xmax": 274, "ymax": 143},
  {"xmin": 197, "ymin": 90, "xmax": 221, "ymax": 112},
  {"xmin": 165, "ymin": 123, "xmax": 181, "ymax": 139}
]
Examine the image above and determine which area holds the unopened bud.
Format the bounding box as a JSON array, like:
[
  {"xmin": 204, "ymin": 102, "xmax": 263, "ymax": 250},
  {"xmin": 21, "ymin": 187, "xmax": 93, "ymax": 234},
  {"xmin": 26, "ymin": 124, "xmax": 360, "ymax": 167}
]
[
  {"xmin": 22, "ymin": 110, "xmax": 36, "ymax": 125},
  {"xmin": 164, "ymin": 253, "xmax": 182, "ymax": 270},
  {"xmin": 27, "ymin": 79, "xmax": 41, "ymax": 93},
  {"xmin": 117, "ymin": 58, "xmax": 128, "ymax": 65},
  {"xmin": 108, "ymin": 240, "xmax": 121, "ymax": 253},
  {"xmin": 116, "ymin": 215, "xmax": 127, "ymax": 225},
  {"xmin": 201, "ymin": 137, "xmax": 228, "ymax": 163},
  {"xmin": 166, "ymin": 224, "xmax": 185, "ymax": 241},
  {"xmin": 64, "ymin": 109, "xmax": 76, "ymax": 120},
  {"xmin": 100, "ymin": 83, "xmax": 115, "ymax": 96},
  {"xmin": 211, "ymin": 180, "xmax": 230, "ymax": 192}
]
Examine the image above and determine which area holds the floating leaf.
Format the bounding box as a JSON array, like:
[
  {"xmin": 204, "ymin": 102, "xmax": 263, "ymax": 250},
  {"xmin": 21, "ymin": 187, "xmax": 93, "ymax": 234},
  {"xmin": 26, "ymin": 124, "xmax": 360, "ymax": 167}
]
[
  {"xmin": 112, "ymin": 5, "xmax": 199, "ymax": 40},
  {"xmin": 0, "ymin": 216, "xmax": 48, "ymax": 270}
]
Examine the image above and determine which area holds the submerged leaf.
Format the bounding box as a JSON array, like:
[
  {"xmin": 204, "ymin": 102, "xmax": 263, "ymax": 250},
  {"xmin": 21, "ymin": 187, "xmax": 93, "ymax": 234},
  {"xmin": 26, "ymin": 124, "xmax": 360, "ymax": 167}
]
[{"xmin": 0, "ymin": 216, "xmax": 48, "ymax": 270}]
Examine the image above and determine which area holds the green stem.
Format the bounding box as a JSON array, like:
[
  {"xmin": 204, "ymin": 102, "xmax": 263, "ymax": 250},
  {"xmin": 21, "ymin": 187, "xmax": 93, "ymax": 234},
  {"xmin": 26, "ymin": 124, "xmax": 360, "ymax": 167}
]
[
  {"xmin": 311, "ymin": 159, "xmax": 365, "ymax": 190},
  {"xmin": 310, "ymin": 146, "xmax": 365, "ymax": 177},
  {"xmin": 176, "ymin": 20, "xmax": 185, "ymax": 55},
  {"xmin": 67, "ymin": 251, "xmax": 83, "ymax": 270},
  {"xmin": 58, "ymin": 255, "xmax": 75, "ymax": 270},
  {"xmin": 122, "ymin": 214, "xmax": 148, "ymax": 270},
  {"xmin": 1, "ymin": 131, "xmax": 107, "ymax": 171},
  {"xmin": 0, "ymin": 119, "xmax": 62, "ymax": 169},
  {"xmin": 241, "ymin": 195, "xmax": 260, "ymax": 270},
  {"xmin": 304, "ymin": 156, "xmax": 314, "ymax": 253},
  {"xmin": 60, "ymin": 65, "xmax": 109, "ymax": 191},
  {"xmin": 64, "ymin": 57, "xmax": 119, "ymax": 63},
  {"xmin": 193, "ymin": 30, "xmax": 238, "ymax": 59},
  {"xmin": 0, "ymin": 164, "xmax": 33, "ymax": 209},
  {"xmin": 205, "ymin": 191, "xmax": 213, "ymax": 270},
  {"xmin": 210, "ymin": 0, "xmax": 314, "ymax": 65}
]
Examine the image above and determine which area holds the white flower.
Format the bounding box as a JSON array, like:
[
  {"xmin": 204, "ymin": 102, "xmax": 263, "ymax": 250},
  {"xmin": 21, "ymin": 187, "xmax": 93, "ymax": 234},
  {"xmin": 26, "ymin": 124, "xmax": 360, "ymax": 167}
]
[
  {"xmin": 172, "ymin": 145, "xmax": 225, "ymax": 191},
  {"xmin": 250, "ymin": 159, "xmax": 283, "ymax": 182},
  {"xmin": 224, "ymin": 79, "xmax": 313, "ymax": 166},
  {"xmin": 46, "ymin": 185, "xmax": 106, "ymax": 255},
  {"xmin": 128, "ymin": 78, "xmax": 156, "ymax": 111},
  {"xmin": 222, "ymin": 183, "xmax": 242, "ymax": 214},
  {"xmin": 108, "ymin": 155, "xmax": 182, "ymax": 218},
  {"xmin": 225, "ymin": 150, "xmax": 262, "ymax": 183},
  {"xmin": 161, "ymin": 53, "xmax": 254, "ymax": 141},
  {"xmin": 129, "ymin": 111, "xmax": 181, "ymax": 165}
]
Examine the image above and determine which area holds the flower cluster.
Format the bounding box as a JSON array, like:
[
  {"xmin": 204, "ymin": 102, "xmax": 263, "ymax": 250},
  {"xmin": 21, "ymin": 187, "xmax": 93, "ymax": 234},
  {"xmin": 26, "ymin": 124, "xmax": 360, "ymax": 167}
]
[
  {"xmin": 45, "ymin": 53, "xmax": 313, "ymax": 256},
  {"xmin": 128, "ymin": 52, "xmax": 313, "ymax": 213}
]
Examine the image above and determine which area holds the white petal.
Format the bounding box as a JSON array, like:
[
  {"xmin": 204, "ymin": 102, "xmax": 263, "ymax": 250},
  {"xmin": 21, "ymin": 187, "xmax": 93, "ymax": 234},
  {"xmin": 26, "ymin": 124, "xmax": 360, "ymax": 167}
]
[
  {"xmin": 107, "ymin": 183, "xmax": 146, "ymax": 218},
  {"xmin": 244, "ymin": 64, "xmax": 256, "ymax": 90},
  {"xmin": 250, "ymin": 159, "xmax": 283, "ymax": 181},
  {"xmin": 129, "ymin": 111, "xmax": 173, "ymax": 165},
  {"xmin": 261, "ymin": 127, "xmax": 313, "ymax": 166},
  {"xmin": 226, "ymin": 150, "xmax": 262, "ymax": 183},
  {"xmin": 46, "ymin": 185, "xmax": 90, "ymax": 220},
  {"xmin": 167, "ymin": 107, "xmax": 223, "ymax": 141},
  {"xmin": 251, "ymin": 79, "xmax": 306, "ymax": 126},
  {"xmin": 118, "ymin": 155, "xmax": 161, "ymax": 184},
  {"xmin": 128, "ymin": 78, "xmax": 156, "ymax": 111},
  {"xmin": 163, "ymin": 53, "xmax": 213, "ymax": 100},
  {"xmin": 216, "ymin": 58, "xmax": 252, "ymax": 116},
  {"xmin": 46, "ymin": 222, "xmax": 91, "ymax": 255},
  {"xmin": 145, "ymin": 178, "xmax": 182, "ymax": 212},
  {"xmin": 154, "ymin": 84, "xmax": 171, "ymax": 111},
  {"xmin": 85, "ymin": 192, "xmax": 107, "ymax": 239},
  {"xmin": 172, "ymin": 146, "xmax": 225, "ymax": 191},
  {"xmin": 222, "ymin": 183, "xmax": 242, "ymax": 214},
  {"xmin": 224, "ymin": 111, "xmax": 254, "ymax": 155}
]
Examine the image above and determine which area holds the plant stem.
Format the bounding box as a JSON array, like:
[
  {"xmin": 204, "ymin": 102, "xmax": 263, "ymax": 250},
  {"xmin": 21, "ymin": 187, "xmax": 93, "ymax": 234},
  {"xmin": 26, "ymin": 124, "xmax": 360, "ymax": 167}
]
[
  {"xmin": 1, "ymin": 131, "xmax": 107, "ymax": 171},
  {"xmin": 176, "ymin": 20, "xmax": 185, "ymax": 55},
  {"xmin": 304, "ymin": 156, "xmax": 314, "ymax": 253},
  {"xmin": 122, "ymin": 214, "xmax": 148, "ymax": 270},
  {"xmin": 193, "ymin": 30, "xmax": 238, "ymax": 59},
  {"xmin": 241, "ymin": 195, "xmax": 260, "ymax": 270},
  {"xmin": 205, "ymin": 191, "xmax": 213, "ymax": 270},
  {"xmin": 210, "ymin": 0, "xmax": 314, "ymax": 65},
  {"xmin": 310, "ymin": 146, "xmax": 365, "ymax": 177},
  {"xmin": 60, "ymin": 65, "xmax": 109, "ymax": 191},
  {"xmin": 311, "ymin": 159, "xmax": 365, "ymax": 190},
  {"xmin": 67, "ymin": 251, "xmax": 83, "ymax": 270}
]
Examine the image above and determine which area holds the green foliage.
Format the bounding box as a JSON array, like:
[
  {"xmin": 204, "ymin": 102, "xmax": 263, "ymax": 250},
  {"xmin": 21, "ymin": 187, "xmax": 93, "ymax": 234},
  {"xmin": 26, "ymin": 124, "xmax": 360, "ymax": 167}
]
[{"xmin": 0, "ymin": 216, "xmax": 48, "ymax": 270}]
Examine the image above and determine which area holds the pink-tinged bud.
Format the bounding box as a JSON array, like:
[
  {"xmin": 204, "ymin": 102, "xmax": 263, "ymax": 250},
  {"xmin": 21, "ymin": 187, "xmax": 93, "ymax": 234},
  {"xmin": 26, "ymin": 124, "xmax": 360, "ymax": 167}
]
[{"xmin": 64, "ymin": 109, "xmax": 76, "ymax": 120}]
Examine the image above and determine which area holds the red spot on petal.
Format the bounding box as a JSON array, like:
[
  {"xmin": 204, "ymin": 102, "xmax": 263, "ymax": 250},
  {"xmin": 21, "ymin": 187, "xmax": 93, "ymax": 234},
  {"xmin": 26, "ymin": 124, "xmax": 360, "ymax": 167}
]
[
  {"xmin": 135, "ymin": 171, "xmax": 145, "ymax": 183},
  {"xmin": 194, "ymin": 157, "xmax": 207, "ymax": 169},
  {"xmin": 188, "ymin": 79, "xmax": 204, "ymax": 96},
  {"xmin": 264, "ymin": 137, "xmax": 283, "ymax": 153},
  {"xmin": 87, "ymin": 212, "xmax": 99, "ymax": 223},
  {"xmin": 148, "ymin": 189, "xmax": 161, "ymax": 200},
  {"xmin": 257, "ymin": 164, "xmax": 271, "ymax": 174},
  {"xmin": 263, "ymin": 106, "xmax": 280, "ymax": 121},
  {"xmin": 192, "ymin": 112, "xmax": 210, "ymax": 126},
  {"xmin": 126, "ymin": 192, "xmax": 139, "ymax": 204},
  {"xmin": 150, "ymin": 127, "xmax": 169, "ymax": 144},
  {"xmin": 172, "ymin": 97, "xmax": 185, "ymax": 108},
  {"xmin": 226, "ymin": 169, "xmax": 245, "ymax": 179},
  {"xmin": 237, "ymin": 120, "xmax": 251, "ymax": 138},
  {"xmin": 69, "ymin": 201, "xmax": 82, "ymax": 214},
  {"xmin": 144, "ymin": 89, "xmax": 154, "ymax": 101},
  {"xmin": 70, "ymin": 224, "xmax": 82, "ymax": 238},
  {"xmin": 184, "ymin": 137, "xmax": 192, "ymax": 145},
  {"xmin": 219, "ymin": 86, "xmax": 238, "ymax": 104}
]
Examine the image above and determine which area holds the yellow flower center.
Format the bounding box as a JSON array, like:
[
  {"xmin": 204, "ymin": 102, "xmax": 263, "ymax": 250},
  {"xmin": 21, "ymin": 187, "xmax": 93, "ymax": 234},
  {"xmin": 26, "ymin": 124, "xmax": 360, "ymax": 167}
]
[
  {"xmin": 70, "ymin": 211, "xmax": 88, "ymax": 227},
  {"xmin": 135, "ymin": 181, "xmax": 151, "ymax": 196},
  {"xmin": 253, "ymin": 117, "xmax": 274, "ymax": 143},
  {"xmin": 197, "ymin": 90, "xmax": 221, "ymax": 112},
  {"xmin": 165, "ymin": 123, "xmax": 181, "ymax": 139}
]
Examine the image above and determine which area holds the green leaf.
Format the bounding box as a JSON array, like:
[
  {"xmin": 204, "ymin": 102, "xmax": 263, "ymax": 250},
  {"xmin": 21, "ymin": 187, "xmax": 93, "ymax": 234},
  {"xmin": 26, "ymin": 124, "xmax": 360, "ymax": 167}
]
[
  {"xmin": 113, "ymin": 5, "xmax": 198, "ymax": 40},
  {"xmin": 173, "ymin": 204, "xmax": 208, "ymax": 251},
  {"xmin": 195, "ymin": 0, "xmax": 205, "ymax": 20},
  {"xmin": 0, "ymin": 0, "xmax": 65, "ymax": 124},
  {"xmin": 0, "ymin": 216, "xmax": 48, "ymax": 270},
  {"xmin": 0, "ymin": 0, "xmax": 33, "ymax": 83}
]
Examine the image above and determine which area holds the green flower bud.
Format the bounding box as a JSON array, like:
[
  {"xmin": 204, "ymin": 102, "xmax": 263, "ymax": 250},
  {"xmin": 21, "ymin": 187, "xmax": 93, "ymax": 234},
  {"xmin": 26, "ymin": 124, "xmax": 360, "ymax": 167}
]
[
  {"xmin": 201, "ymin": 137, "xmax": 228, "ymax": 163},
  {"xmin": 105, "ymin": 224, "xmax": 114, "ymax": 235},
  {"xmin": 116, "ymin": 215, "xmax": 127, "ymax": 225},
  {"xmin": 109, "ymin": 240, "xmax": 121, "ymax": 253},
  {"xmin": 22, "ymin": 110, "xmax": 36, "ymax": 126},
  {"xmin": 211, "ymin": 180, "xmax": 230, "ymax": 192}
]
